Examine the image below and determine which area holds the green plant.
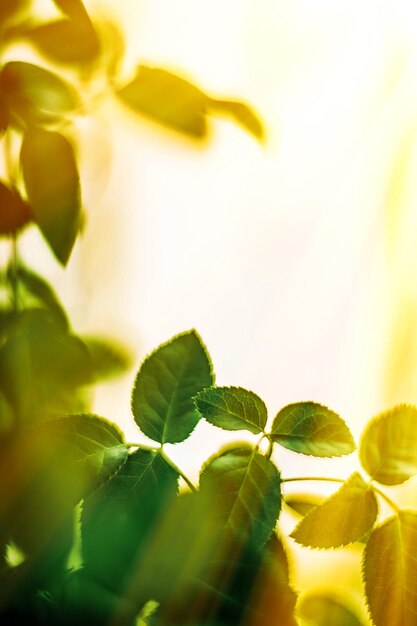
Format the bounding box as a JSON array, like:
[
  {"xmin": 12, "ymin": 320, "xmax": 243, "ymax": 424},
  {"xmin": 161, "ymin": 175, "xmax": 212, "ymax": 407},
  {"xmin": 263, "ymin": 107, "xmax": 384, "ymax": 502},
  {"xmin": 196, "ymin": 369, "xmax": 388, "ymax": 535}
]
[{"xmin": 1, "ymin": 1, "xmax": 415, "ymax": 625}]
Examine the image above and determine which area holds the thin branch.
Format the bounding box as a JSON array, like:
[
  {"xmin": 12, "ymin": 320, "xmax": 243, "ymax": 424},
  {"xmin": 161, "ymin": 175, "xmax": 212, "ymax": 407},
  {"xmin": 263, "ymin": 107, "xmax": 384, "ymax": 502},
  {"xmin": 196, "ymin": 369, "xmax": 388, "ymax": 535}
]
[{"xmin": 159, "ymin": 449, "xmax": 197, "ymax": 493}]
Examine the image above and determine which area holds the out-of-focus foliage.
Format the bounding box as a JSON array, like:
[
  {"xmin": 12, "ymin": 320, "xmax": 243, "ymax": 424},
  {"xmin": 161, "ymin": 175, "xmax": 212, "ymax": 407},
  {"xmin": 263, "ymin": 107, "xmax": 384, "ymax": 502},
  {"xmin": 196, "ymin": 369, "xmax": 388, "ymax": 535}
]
[{"xmin": 297, "ymin": 592, "xmax": 366, "ymax": 626}]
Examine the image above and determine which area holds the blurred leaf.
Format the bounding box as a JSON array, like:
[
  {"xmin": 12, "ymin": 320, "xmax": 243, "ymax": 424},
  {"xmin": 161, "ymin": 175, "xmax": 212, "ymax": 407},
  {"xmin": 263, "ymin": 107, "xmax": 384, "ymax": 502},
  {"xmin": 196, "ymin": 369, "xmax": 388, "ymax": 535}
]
[
  {"xmin": 21, "ymin": 128, "xmax": 81, "ymax": 265},
  {"xmin": 131, "ymin": 330, "xmax": 213, "ymax": 444},
  {"xmin": 359, "ymin": 404, "xmax": 417, "ymax": 485},
  {"xmin": 298, "ymin": 593, "xmax": 365, "ymax": 626},
  {"xmin": 0, "ymin": 61, "xmax": 80, "ymax": 126},
  {"xmin": 199, "ymin": 446, "xmax": 281, "ymax": 549},
  {"xmin": 209, "ymin": 99, "xmax": 265, "ymax": 141},
  {"xmin": 0, "ymin": 309, "xmax": 92, "ymax": 423},
  {"xmin": 270, "ymin": 402, "xmax": 356, "ymax": 457},
  {"xmin": 83, "ymin": 336, "xmax": 133, "ymax": 381},
  {"xmin": 0, "ymin": 97, "xmax": 9, "ymax": 134},
  {"xmin": 0, "ymin": 0, "xmax": 30, "ymax": 28},
  {"xmin": 52, "ymin": 0, "xmax": 91, "ymax": 22},
  {"xmin": 35, "ymin": 414, "xmax": 128, "ymax": 489},
  {"xmin": 290, "ymin": 473, "xmax": 378, "ymax": 549},
  {"xmin": 0, "ymin": 181, "xmax": 32, "ymax": 236},
  {"xmin": 363, "ymin": 512, "xmax": 417, "ymax": 626},
  {"xmin": 13, "ymin": 265, "xmax": 68, "ymax": 326},
  {"xmin": 284, "ymin": 494, "xmax": 324, "ymax": 517},
  {"xmin": 27, "ymin": 19, "xmax": 100, "ymax": 65},
  {"xmin": 117, "ymin": 66, "xmax": 209, "ymax": 138},
  {"xmin": 82, "ymin": 449, "xmax": 178, "ymax": 594},
  {"xmin": 194, "ymin": 386, "xmax": 267, "ymax": 434}
]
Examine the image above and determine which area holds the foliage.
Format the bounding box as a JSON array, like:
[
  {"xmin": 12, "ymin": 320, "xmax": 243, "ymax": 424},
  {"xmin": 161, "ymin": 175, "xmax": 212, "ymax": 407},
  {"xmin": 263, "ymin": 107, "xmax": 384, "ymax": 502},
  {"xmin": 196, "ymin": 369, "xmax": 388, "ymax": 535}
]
[{"xmin": 0, "ymin": 1, "xmax": 415, "ymax": 626}]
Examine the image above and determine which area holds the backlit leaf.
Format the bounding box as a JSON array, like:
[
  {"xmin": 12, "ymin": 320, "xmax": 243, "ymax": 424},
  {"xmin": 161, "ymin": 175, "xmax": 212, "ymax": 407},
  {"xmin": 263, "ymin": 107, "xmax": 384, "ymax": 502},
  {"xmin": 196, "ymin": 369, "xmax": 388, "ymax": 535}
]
[
  {"xmin": 82, "ymin": 449, "xmax": 178, "ymax": 592},
  {"xmin": 35, "ymin": 414, "xmax": 128, "ymax": 490},
  {"xmin": 0, "ymin": 0, "xmax": 30, "ymax": 27},
  {"xmin": 284, "ymin": 494, "xmax": 324, "ymax": 517},
  {"xmin": 291, "ymin": 473, "xmax": 378, "ymax": 548},
  {"xmin": 83, "ymin": 336, "xmax": 133, "ymax": 381},
  {"xmin": 27, "ymin": 19, "xmax": 100, "ymax": 65},
  {"xmin": 359, "ymin": 404, "xmax": 417, "ymax": 485},
  {"xmin": 270, "ymin": 402, "xmax": 356, "ymax": 457},
  {"xmin": 0, "ymin": 98, "xmax": 9, "ymax": 134},
  {"xmin": 298, "ymin": 593, "xmax": 365, "ymax": 626},
  {"xmin": 0, "ymin": 181, "xmax": 32, "ymax": 235},
  {"xmin": 194, "ymin": 386, "xmax": 267, "ymax": 434},
  {"xmin": 117, "ymin": 66, "xmax": 208, "ymax": 138},
  {"xmin": 12, "ymin": 265, "xmax": 68, "ymax": 326},
  {"xmin": 0, "ymin": 61, "xmax": 80, "ymax": 125},
  {"xmin": 21, "ymin": 128, "xmax": 81, "ymax": 265},
  {"xmin": 131, "ymin": 330, "xmax": 213, "ymax": 444},
  {"xmin": 52, "ymin": 0, "xmax": 91, "ymax": 22},
  {"xmin": 363, "ymin": 512, "xmax": 417, "ymax": 626},
  {"xmin": 209, "ymin": 98, "xmax": 265, "ymax": 141},
  {"xmin": 199, "ymin": 446, "xmax": 281, "ymax": 548}
]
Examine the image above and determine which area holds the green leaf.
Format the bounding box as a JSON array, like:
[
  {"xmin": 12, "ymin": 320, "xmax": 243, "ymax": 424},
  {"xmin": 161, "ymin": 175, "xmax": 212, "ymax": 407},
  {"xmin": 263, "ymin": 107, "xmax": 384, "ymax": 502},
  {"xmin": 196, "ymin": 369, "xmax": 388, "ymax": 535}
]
[
  {"xmin": 35, "ymin": 414, "xmax": 128, "ymax": 490},
  {"xmin": 0, "ymin": 61, "xmax": 80, "ymax": 125},
  {"xmin": 290, "ymin": 473, "xmax": 378, "ymax": 549},
  {"xmin": 131, "ymin": 330, "xmax": 213, "ymax": 444},
  {"xmin": 82, "ymin": 449, "xmax": 178, "ymax": 592},
  {"xmin": 117, "ymin": 66, "xmax": 209, "ymax": 138},
  {"xmin": 209, "ymin": 98, "xmax": 265, "ymax": 141},
  {"xmin": 0, "ymin": 181, "xmax": 32, "ymax": 236},
  {"xmin": 199, "ymin": 446, "xmax": 281, "ymax": 548},
  {"xmin": 363, "ymin": 512, "xmax": 417, "ymax": 626},
  {"xmin": 194, "ymin": 386, "xmax": 267, "ymax": 434},
  {"xmin": 270, "ymin": 402, "xmax": 356, "ymax": 457},
  {"xmin": 284, "ymin": 493, "xmax": 324, "ymax": 517},
  {"xmin": 27, "ymin": 19, "xmax": 100, "ymax": 65},
  {"xmin": 21, "ymin": 128, "xmax": 81, "ymax": 265},
  {"xmin": 83, "ymin": 336, "xmax": 133, "ymax": 381},
  {"xmin": 13, "ymin": 265, "xmax": 68, "ymax": 326},
  {"xmin": 359, "ymin": 404, "xmax": 417, "ymax": 485},
  {"xmin": 298, "ymin": 593, "xmax": 365, "ymax": 626}
]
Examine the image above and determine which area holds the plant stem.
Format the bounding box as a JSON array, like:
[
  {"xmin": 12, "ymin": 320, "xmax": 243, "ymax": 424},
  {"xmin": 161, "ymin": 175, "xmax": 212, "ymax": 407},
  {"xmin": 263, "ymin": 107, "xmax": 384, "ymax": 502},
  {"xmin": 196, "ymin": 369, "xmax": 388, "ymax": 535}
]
[
  {"xmin": 126, "ymin": 443, "xmax": 160, "ymax": 453},
  {"xmin": 371, "ymin": 484, "xmax": 400, "ymax": 514},
  {"xmin": 159, "ymin": 449, "xmax": 197, "ymax": 493},
  {"xmin": 281, "ymin": 476, "xmax": 344, "ymax": 485},
  {"xmin": 265, "ymin": 437, "xmax": 274, "ymax": 459}
]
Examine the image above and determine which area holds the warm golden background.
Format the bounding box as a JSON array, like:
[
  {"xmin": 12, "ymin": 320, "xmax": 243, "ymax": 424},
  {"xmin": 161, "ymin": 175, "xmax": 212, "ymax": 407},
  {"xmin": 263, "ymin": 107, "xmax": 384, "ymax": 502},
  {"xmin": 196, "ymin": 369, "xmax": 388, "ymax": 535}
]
[{"xmin": 14, "ymin": 0, "xmax": 417, "ymax": 620}]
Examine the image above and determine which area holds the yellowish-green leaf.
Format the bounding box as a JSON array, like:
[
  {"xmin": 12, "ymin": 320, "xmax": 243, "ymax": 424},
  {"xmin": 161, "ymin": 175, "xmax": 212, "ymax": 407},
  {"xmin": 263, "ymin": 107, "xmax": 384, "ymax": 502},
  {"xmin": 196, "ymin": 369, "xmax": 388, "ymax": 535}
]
[
  {"xmin": 83, "ymin": 336, "xmax": 133, "ymax": 381},
  {"xmin": 117, "ymin": 65, "xmax": 208, "ymax": 138},
  {"xmin": 298, "ymin": 592, "xmax": 365, "ymax": 626},
  {"xmin": 199, "ymin": 446, "xmax": 281, "ymax": 548},
  {"xmin": 131, "ymin": 330, "xmax": 213, "ymax": 444},
  {"xmin": 291, "ymin": 473, "xmax": 378, "ymax": 549},
  {"xmin": 194, "ymin": 386, "xmax": 267, "ymax": 434},
  {"xmin": 284, "ymin": 493, "xmax": 324, "ymax": 517},
  {"xmin": 363, "ymin": 512, "xmax": 417, "ymax": 626},
  {"xmin": 0, "ymin": 61, "xmax": 80, "ymax": 125},
  {"xmin": 209, "ymin": 98, "xmax": 265, "ymax": 141},
  {"xmin": 27, "ymin": 19, "xmax": 100, "ymax": 65},
  {"xmin": 21, "ymin": 128, "xmax": 81, "ymax": 265},
  {"xmin": 359, "ymin": 404, "xmax": 417, "ymax": 485},
  {"xmin": 271, "ymin": 402, "xmax": 356, "ymax": 457}
]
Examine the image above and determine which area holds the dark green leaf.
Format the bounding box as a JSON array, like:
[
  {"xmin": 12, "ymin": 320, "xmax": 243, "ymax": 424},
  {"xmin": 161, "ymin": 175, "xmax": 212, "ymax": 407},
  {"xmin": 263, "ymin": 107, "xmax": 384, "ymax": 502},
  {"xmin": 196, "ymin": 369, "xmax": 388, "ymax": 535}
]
[
  {"xmin": 199, "ymin": 446, "xmax": 281, "ymax": 548},
  {"xmin": 117, "ymin": 66, "xmax": 209, "ymax": 138},
  {"xmin": 284, "ymin": 494, "xmax": 324, "ymax": 517},
  {"xmin": 290, "ymin": 473, "xmax": 378, "ymax": 548},
  {"xmin": 27, "ymin": 19, "xmax": 100, "ymax": 65},
  {"xmin": 82, "ymin": 449, "xmax": 178, "ymax": 593},
  {"xmin": 21, "ymin": 128, "xmax": 81, "ymax": 265},
  {"xmin": 270, "ymin": 402, "xmax": 356, "ymax": 457},
  {"xmin": 83, "ymin": 336, "xmax": 133, "ymax": 381},
  {"xmin": 0, "ymin": 61, "xmax": 80, "ymax": 125},
  {"xmin": 363, "ymin": 512, "xmax": 417, "ymax": 626},
  {"xmin": 298, "ymin": 593, "xmax": 365, "ymax": 626},
  {"xmin": 359, "ymin": 404, "xmax": 417, "ymax": 485},
  {"xmin": 131, "ymin": 330, "xmax": 213, "ymax": 444},
  {"xmin": 13, "ymin": 265, "xmax": 68, "ymax": 326},
  {"xmin": 0, "ymin": 181, "xmax": 32, "ymax": 236},
  {"xmin": 209, "ymin": 99, "xmax": 265, "ymax": 141},
  {"xmin": 194, "ymin": 386, "xmax": 267, "ymax": 434}
]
